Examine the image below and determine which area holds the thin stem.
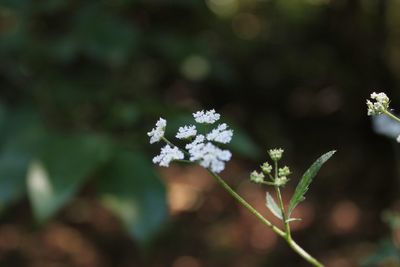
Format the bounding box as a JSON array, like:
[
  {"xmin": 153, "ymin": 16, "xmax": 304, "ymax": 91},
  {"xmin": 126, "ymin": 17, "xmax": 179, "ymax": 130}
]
[
  {"xmin": 383, "ymin": 109, "xmax": 400, "ymax": 124},
  {"xmin": 261, "ymin": 181, "xmax": 276, "ymax": 186},
  {"xmin": 207, "ymin": 170, "xmax": 285, "ymax": 238},
  {"xmin": 286, "ymin": 238, "xmax": 324, "ymax": 267},
  {"xmin": 161, "ymin": 136, "xmax": 176, "ymax": 148},
  {"xmin": 273, "ymin": 160, "xmax": 291, "ymax": 238},
  {"xmin": 162, "ymin": 137, "xmax": 323, "ymax": 266},
  {"xmin": 275, "ymin": 186, "xmax": 291, "ymax": 237},
  {"xmin": 207, "ymin": 170, "xmax": 324, "ymax": 267}
]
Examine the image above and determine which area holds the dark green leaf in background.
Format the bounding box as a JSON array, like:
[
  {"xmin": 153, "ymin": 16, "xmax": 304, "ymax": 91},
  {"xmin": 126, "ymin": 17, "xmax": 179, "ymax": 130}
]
[
  {"xmin": 0, "ymin": 107, "xmax": 44, "ymax": 212},
  {"xmin": 98, "ymin": 150, "xmax": 167, "ymax": 244},
  {"xmin": 27, "ymin": 133, "xmax": 113, "ymax": 223}
]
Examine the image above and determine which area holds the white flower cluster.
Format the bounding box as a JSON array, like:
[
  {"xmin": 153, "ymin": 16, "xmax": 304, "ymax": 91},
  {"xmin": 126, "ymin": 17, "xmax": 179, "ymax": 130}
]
[
  {"xmin": 206, "ymin": 123, "xmax": 233, "ymax": 144},
  {"xmin": 176, "ymin": 125, "xmax": 197, "ymax": 139},
  {"xmin": 193, "ymin": 109, "xmax": 220, "ymax": 124},
  {"xmin": 147, "ymin": 118, "xmax": 167, "ymax": 144},
  {"xmin": 367, "ymin": 92, "xmax": 390, "ymax": 116},
  {"xmin": 148, "ymin": 109, "xmax": 234, "ymax": 173},
  {"xmin": 152, "ymin": 145, "xmax": 184, "ymax": 167},
  {"xmin": 186, "ymin": 136, "xmax": 232, "ymax": 173}
]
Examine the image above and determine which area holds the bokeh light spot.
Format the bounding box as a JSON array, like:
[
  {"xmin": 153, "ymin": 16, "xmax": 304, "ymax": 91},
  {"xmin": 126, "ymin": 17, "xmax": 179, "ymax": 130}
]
[
  {"xmin": 232, "ymin": 13, "xmax": 262, "ymax": 40},
  {"xmin": 206, "ymin": 0, "xmax": 239, "ymax": 17},
  {"xmin": 329, "ymin": 200, "xmax": 360, "ymax": 234},
  {"xmin": 181, "ymin": 55, "xmax": 210, "ymax": 81}
]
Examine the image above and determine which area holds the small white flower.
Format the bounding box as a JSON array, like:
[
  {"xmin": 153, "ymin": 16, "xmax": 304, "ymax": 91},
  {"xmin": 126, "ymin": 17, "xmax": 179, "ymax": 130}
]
[
  {"xmin": 367, "ymin": 92, "xmax": 390, "ymax": 116},
  {"xmin": 147, "ymin": 118, "xmax": 167, "ymax": 144},
  {"xmin": 397, "ymin": 134, "xmax": 400, "ymax": 143},
  {"xmin": 193, "ymin": 109, "xmax": 220, "ymax": 124},
  {"xmin": 153, "ymin": 145, "xmax": 184, "ymax": 167},
  {"xmin": 206, "ymin": 123, "xmax": 233, "ymax": 144},
  {"xmin": 185, "ymin": 134, "xmax": 205, "ymax": 150},
  {"xmin": 176, "ymin": 125, "xmax": 197, "ymax": 139},
  {"xmin": 187, "ymin": 140, "xmax": 231, "ymax": 173}
]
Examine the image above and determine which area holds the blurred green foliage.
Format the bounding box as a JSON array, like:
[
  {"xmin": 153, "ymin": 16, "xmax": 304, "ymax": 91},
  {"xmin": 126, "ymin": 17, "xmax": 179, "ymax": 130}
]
[
  {"xmin": 362, "ymin": 211, "xmax": 400, "ymax": 266},
  {"xmin": 0, "ymin": 0, "xmax": 263, "ymax": 243},
  {"xmin": 1, "ymin": 0, "xmax": 400, "ymax": 252}
]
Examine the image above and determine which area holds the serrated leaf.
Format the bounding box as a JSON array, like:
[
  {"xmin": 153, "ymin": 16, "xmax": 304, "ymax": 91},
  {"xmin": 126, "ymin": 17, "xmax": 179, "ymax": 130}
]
[
  {"xmin": 288, "ymin": 150, "xmax": 336, "ymax": 216},
  {"xmin": 98, "ymin": 150, "xmax": 167, "ymax": 244},
  {"xmin": 266, "ymin": 192, "xmax": 282, "ymax": 220}
]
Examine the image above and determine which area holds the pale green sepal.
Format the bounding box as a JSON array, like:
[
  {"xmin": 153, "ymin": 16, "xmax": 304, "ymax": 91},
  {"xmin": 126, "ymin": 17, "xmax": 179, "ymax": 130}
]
[{"xmin": 266, "ymin": 192, "xmax": 283, "ymax": 220}]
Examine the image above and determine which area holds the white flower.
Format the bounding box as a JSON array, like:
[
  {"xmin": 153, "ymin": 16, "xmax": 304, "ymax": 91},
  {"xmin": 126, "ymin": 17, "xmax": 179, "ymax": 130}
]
[
  {"xmin": 193, "ymin": 109, "xmax": 220, "ymax": 124},
  {"xmin": 147, "ymin": 118, "xmax": 167, "ymax": 144},
  {"xmin": 187, "ymin": 141, "xmax": 231, "ymax": 173},
  {"xmin": 367, "ymin": 92, "xmax": 390, "ymax": 116},
  {"xmin": 185, "ymin": 134, "xmax": 205, "ymax": 150},
  {"xmin": 176, "ymin": 125, "xmax": 197, "ymax": 139},
  {"xmin": 397, "ymin": 134, "xmax": 400, "ymax": 143},
  {"xmin": 153, "ymin": 145, "xmax": 184, "ymax": 167},
  {"xmin": 206, "ymin": 123, "xmax": 233, "ymax": 144}
]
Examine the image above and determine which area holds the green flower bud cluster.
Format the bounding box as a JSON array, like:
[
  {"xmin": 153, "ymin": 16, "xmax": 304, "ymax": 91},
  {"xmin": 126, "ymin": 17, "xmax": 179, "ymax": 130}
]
[
  {"xmin": 250, "ymin": 171, "xmax": 265, "ymax": 184},
  {"xmin": 275, "ymin": 176, "xmax": 289, "ymax": 186},
  {"xmin": 250, "ymin": 148, "xmax": 292, "ymax": 186},
  {"xmin": 261, "ymin": 162, "xmax": 273, "ymax": 174},
  {"xmin": 278, "ymin": 166, "xmax": 291, "ymax": 177},
  {"xmin": 277, "ymin": 166, "xmax": 291, "ymax": 186},
  {"xmin": 268, "ymin": 148, "xmax": 284, "ymax": 161}
]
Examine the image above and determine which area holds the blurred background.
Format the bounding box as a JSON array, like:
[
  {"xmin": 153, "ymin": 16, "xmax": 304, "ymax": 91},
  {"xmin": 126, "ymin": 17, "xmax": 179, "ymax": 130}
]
[{"xmin": 1, "ymin": 0, "xmax": 400, "ymax": 266}]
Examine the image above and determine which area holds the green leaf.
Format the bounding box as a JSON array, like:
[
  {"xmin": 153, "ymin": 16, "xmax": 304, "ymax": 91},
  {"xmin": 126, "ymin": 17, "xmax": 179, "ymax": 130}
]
[
  {"xmin": 27, "ymin": 133, "xmax": 112, "ymax": 223},
  {"xmin": 266, "ymin": 192, "xmax": 282, "ymax": 220},
  {"xmin": 98, "ymin": 150, "xmax": 167, "ymax": 244},
  {"xmin": 229, "ymin": 127, "xmax": 262, "ymax": 159},
  {"xmin": 288, "ymin": 150, "xmax": 336, "ymax": 216},
  {"xmin": 0, "ymin": 108, "xmax": 45, "ymax": 212}
]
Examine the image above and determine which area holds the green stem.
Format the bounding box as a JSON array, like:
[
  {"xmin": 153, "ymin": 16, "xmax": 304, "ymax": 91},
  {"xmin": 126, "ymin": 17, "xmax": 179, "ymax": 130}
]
[
  {"xmin": 162, "ymin": 138, "xmax": 323, "ymax": 266},
  {"xmin": 207, "ymin": 170, "xmax": 285, "ymax": 238},
  {"xmin": 383, "ymin": 110, "xmax": 400, "ymax": 124},
  {"xmin": 286, "ymin": 238, "xmax": 324, "ymax": 267},
  {"xmin": 275, "ymin": 186, "xmax": 291, "ymax": 237},
  {"xmin": 208, "ymin": 170, "xmax": 324, "ymax": 267},
  {"xmin": 273, "ymin": 161, "xmax": 291, "ymax": 238}
]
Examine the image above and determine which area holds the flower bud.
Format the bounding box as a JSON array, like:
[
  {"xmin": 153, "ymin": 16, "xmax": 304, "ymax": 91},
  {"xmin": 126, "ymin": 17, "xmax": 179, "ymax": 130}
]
[
  {"xmin": 250, "ymin": 171, "xmax": 265, "ymax": 184},
  {"xmin": 268, "ymin": 148, "xmax": 284, "ymax": 161},
  {"xmin": 278, "ymin": 166, "xmax": 291, "ymax": 177},
  {"xmin": 261, "ymin": 162, "xmax": 273, "ymax": 174},
  {"xmin": 275, "ymin": 176, "xmax": 288, "ymax": 186}
]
